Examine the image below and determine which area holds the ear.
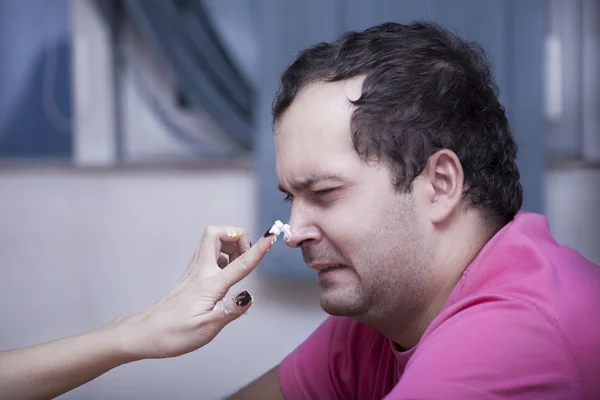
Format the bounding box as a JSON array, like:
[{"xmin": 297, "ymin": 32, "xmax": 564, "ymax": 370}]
[{"xmin": 423, "ymin": 149, "xmax": 464, "ymax": 224}]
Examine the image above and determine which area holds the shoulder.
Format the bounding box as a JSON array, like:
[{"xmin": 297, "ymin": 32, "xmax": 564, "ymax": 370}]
[
  {"xmin": 445, "ymin": 212, "xmax": 600, "ymax": 394},
  {"xmin": 396, "ymin": 294, "xmax": 585, "ymax": 399}
]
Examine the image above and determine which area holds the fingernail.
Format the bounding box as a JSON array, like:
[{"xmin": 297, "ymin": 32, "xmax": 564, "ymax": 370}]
[
  {"xmin": 248, "ymin": 239, "xmax": 252, "ymax": 247},
  {"xmin": 235, "ymin": 291, "xmax": 252, "ymax": 307},
  {"xmin": 263, "ymin": 229, "xmax": 273, "ymax": 238}
]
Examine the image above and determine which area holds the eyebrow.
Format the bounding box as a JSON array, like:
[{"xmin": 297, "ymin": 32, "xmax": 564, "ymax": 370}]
[{"xmin": 277, "ymin": 173, "xmax": 347, "ymax": 193}]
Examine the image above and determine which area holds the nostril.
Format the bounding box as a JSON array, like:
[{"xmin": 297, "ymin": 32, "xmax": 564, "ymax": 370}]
[
  {"xmin": 291, "ymin": 236, "xmax": 314, "ymax": 249},
  {"xmin": 284, "ymin": 220, "xmax": 321, "ymax": 248},
  {"xmin": 295, "ymin": 239, "xmax": 308, "ymax": 248},
  {"xmin": 285, "ymin": 234, "xmax": 304, "ymax": 249}
]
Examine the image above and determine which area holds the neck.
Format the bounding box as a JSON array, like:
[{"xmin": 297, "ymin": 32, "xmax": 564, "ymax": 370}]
[{"xmin": 376, "ymin": 210, "xmax": 501, "ymax": 350}]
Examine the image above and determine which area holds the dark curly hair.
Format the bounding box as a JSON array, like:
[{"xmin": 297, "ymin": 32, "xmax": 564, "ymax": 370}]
[{"xmin": 272, "ymin": 21, "xmax": 523, "ymax": 226}]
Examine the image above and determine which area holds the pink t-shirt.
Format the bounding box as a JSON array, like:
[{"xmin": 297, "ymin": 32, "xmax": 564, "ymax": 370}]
[{"xmin": 279, "ymin": 211, "xmax": 600, "ymax": 399}]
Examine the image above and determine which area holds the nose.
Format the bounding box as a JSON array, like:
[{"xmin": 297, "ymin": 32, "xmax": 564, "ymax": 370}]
[{"xmin": 285, "ymin": 203, "xmax": 322, "ymax": 248}]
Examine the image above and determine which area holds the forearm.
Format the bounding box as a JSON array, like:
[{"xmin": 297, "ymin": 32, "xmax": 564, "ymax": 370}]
[{"xmin": 0, "ymin": 318, "xmax": 137, "ymax": 400}]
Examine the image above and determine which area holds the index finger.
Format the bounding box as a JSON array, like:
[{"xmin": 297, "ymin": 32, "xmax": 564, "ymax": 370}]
[{"xmin": 216, "ymin": 232, "xmax": 275, "ymax": 288}]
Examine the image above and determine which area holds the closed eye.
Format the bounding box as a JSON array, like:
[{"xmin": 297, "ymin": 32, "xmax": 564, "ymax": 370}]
[
  {"xmin": 282, "ymin": 188, "xmax": 335, "ymax": 203},
  {"xmin": 314, "ymin": 188, "xmax": 335, "ymax": 197}
]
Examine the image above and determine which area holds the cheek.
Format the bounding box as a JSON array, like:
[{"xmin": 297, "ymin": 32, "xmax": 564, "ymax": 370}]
[
  {"xmin": 349, "ymin": 195, "xmax": 411, "ymax": 257},
  {"xmin": 320, "ymin": 199, "xmax": 383, "ymax": 258}
]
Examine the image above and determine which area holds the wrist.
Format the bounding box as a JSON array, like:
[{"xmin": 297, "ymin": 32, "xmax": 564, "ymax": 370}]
[{"xmin": 101, "ymin": 314, "xmax": 145, "ymax": 364}]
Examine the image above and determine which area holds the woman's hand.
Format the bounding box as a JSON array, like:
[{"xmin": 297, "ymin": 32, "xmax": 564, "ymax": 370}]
[
  {"xmin": 115, "ymin": 225, "xmax": 274, "ymax": 360},
  {"xmin": 0, "ymin": 225, "xmax": 275, "ymax": 400}
]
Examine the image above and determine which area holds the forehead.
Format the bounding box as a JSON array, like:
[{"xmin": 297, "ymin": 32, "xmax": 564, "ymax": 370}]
[{"xmin": 274, "ymin": 78, "xmax": 365, "ymax": 186}]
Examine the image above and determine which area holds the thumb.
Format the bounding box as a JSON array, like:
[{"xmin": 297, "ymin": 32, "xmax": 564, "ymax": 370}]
[{"xmin": 209, "ymin": 290, "xmax": 253, "ymax": 322}]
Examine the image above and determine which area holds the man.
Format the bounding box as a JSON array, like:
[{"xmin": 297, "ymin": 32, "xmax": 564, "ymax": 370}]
[{"xmin": 230, "ymin": 21, "xmax": 600, "ymax": 399}]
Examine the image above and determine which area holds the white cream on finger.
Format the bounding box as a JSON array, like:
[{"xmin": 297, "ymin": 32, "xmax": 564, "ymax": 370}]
[{"xmin": 269, "ymin": 220, "xmax": 292, "ymax": 243}]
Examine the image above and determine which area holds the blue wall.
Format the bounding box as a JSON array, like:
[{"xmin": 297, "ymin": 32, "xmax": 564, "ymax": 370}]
[{"xmin": 0, "ymin": 0, "xmax": 72, "ymax": 158}]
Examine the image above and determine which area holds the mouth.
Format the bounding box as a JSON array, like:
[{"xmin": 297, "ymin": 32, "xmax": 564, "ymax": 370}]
[
  {"xmin": 320, "ymin": 264, "xmax": 344, "ymax": 271},
  {"xmin": 309, "ymin": 263, "xmax": 347, "ymax": 272},
  {"xmin": 315, "ymin": 264, "xmax": 348, "ymax": 284}
]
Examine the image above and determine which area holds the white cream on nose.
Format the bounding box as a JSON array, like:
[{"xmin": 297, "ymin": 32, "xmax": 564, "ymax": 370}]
[{"xmin": 268, "ymin": 220, "xmax": 292, "ymax": 243}]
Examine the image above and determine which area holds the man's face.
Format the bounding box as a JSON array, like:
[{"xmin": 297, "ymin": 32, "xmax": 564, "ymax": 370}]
[{"xmin": 274, "ymin": 79, "xmax": 433, "ymax": 323}]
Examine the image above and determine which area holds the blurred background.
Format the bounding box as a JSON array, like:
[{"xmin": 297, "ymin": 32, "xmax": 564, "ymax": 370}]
[{"xmin": 0, "ymin": 0, "xmax": 598, "ymax": 398}]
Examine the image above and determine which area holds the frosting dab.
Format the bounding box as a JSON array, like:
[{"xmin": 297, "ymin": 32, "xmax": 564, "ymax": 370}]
[{"xmin": 269, "ymin": 220, "xmax": 292, "ymax": 244}]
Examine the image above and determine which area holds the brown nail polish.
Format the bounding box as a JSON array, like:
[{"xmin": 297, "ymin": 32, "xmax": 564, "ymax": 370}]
[
  {"xmin": 235, "ymin": 291, "xmax": 252, "ymax": 307},
  {"xmin": 263, "ymin": 229, "xmax": 273, "ymax": 238}
]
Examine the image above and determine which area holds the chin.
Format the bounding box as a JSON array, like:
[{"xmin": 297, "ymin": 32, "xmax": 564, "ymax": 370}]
[
  {"xmin": 319, "ymin": 287, "xmax": 367, "ymax": 317},
  {"xmin": 317, "ymin": 268, "xmax": 369, "ymax": 315}
]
